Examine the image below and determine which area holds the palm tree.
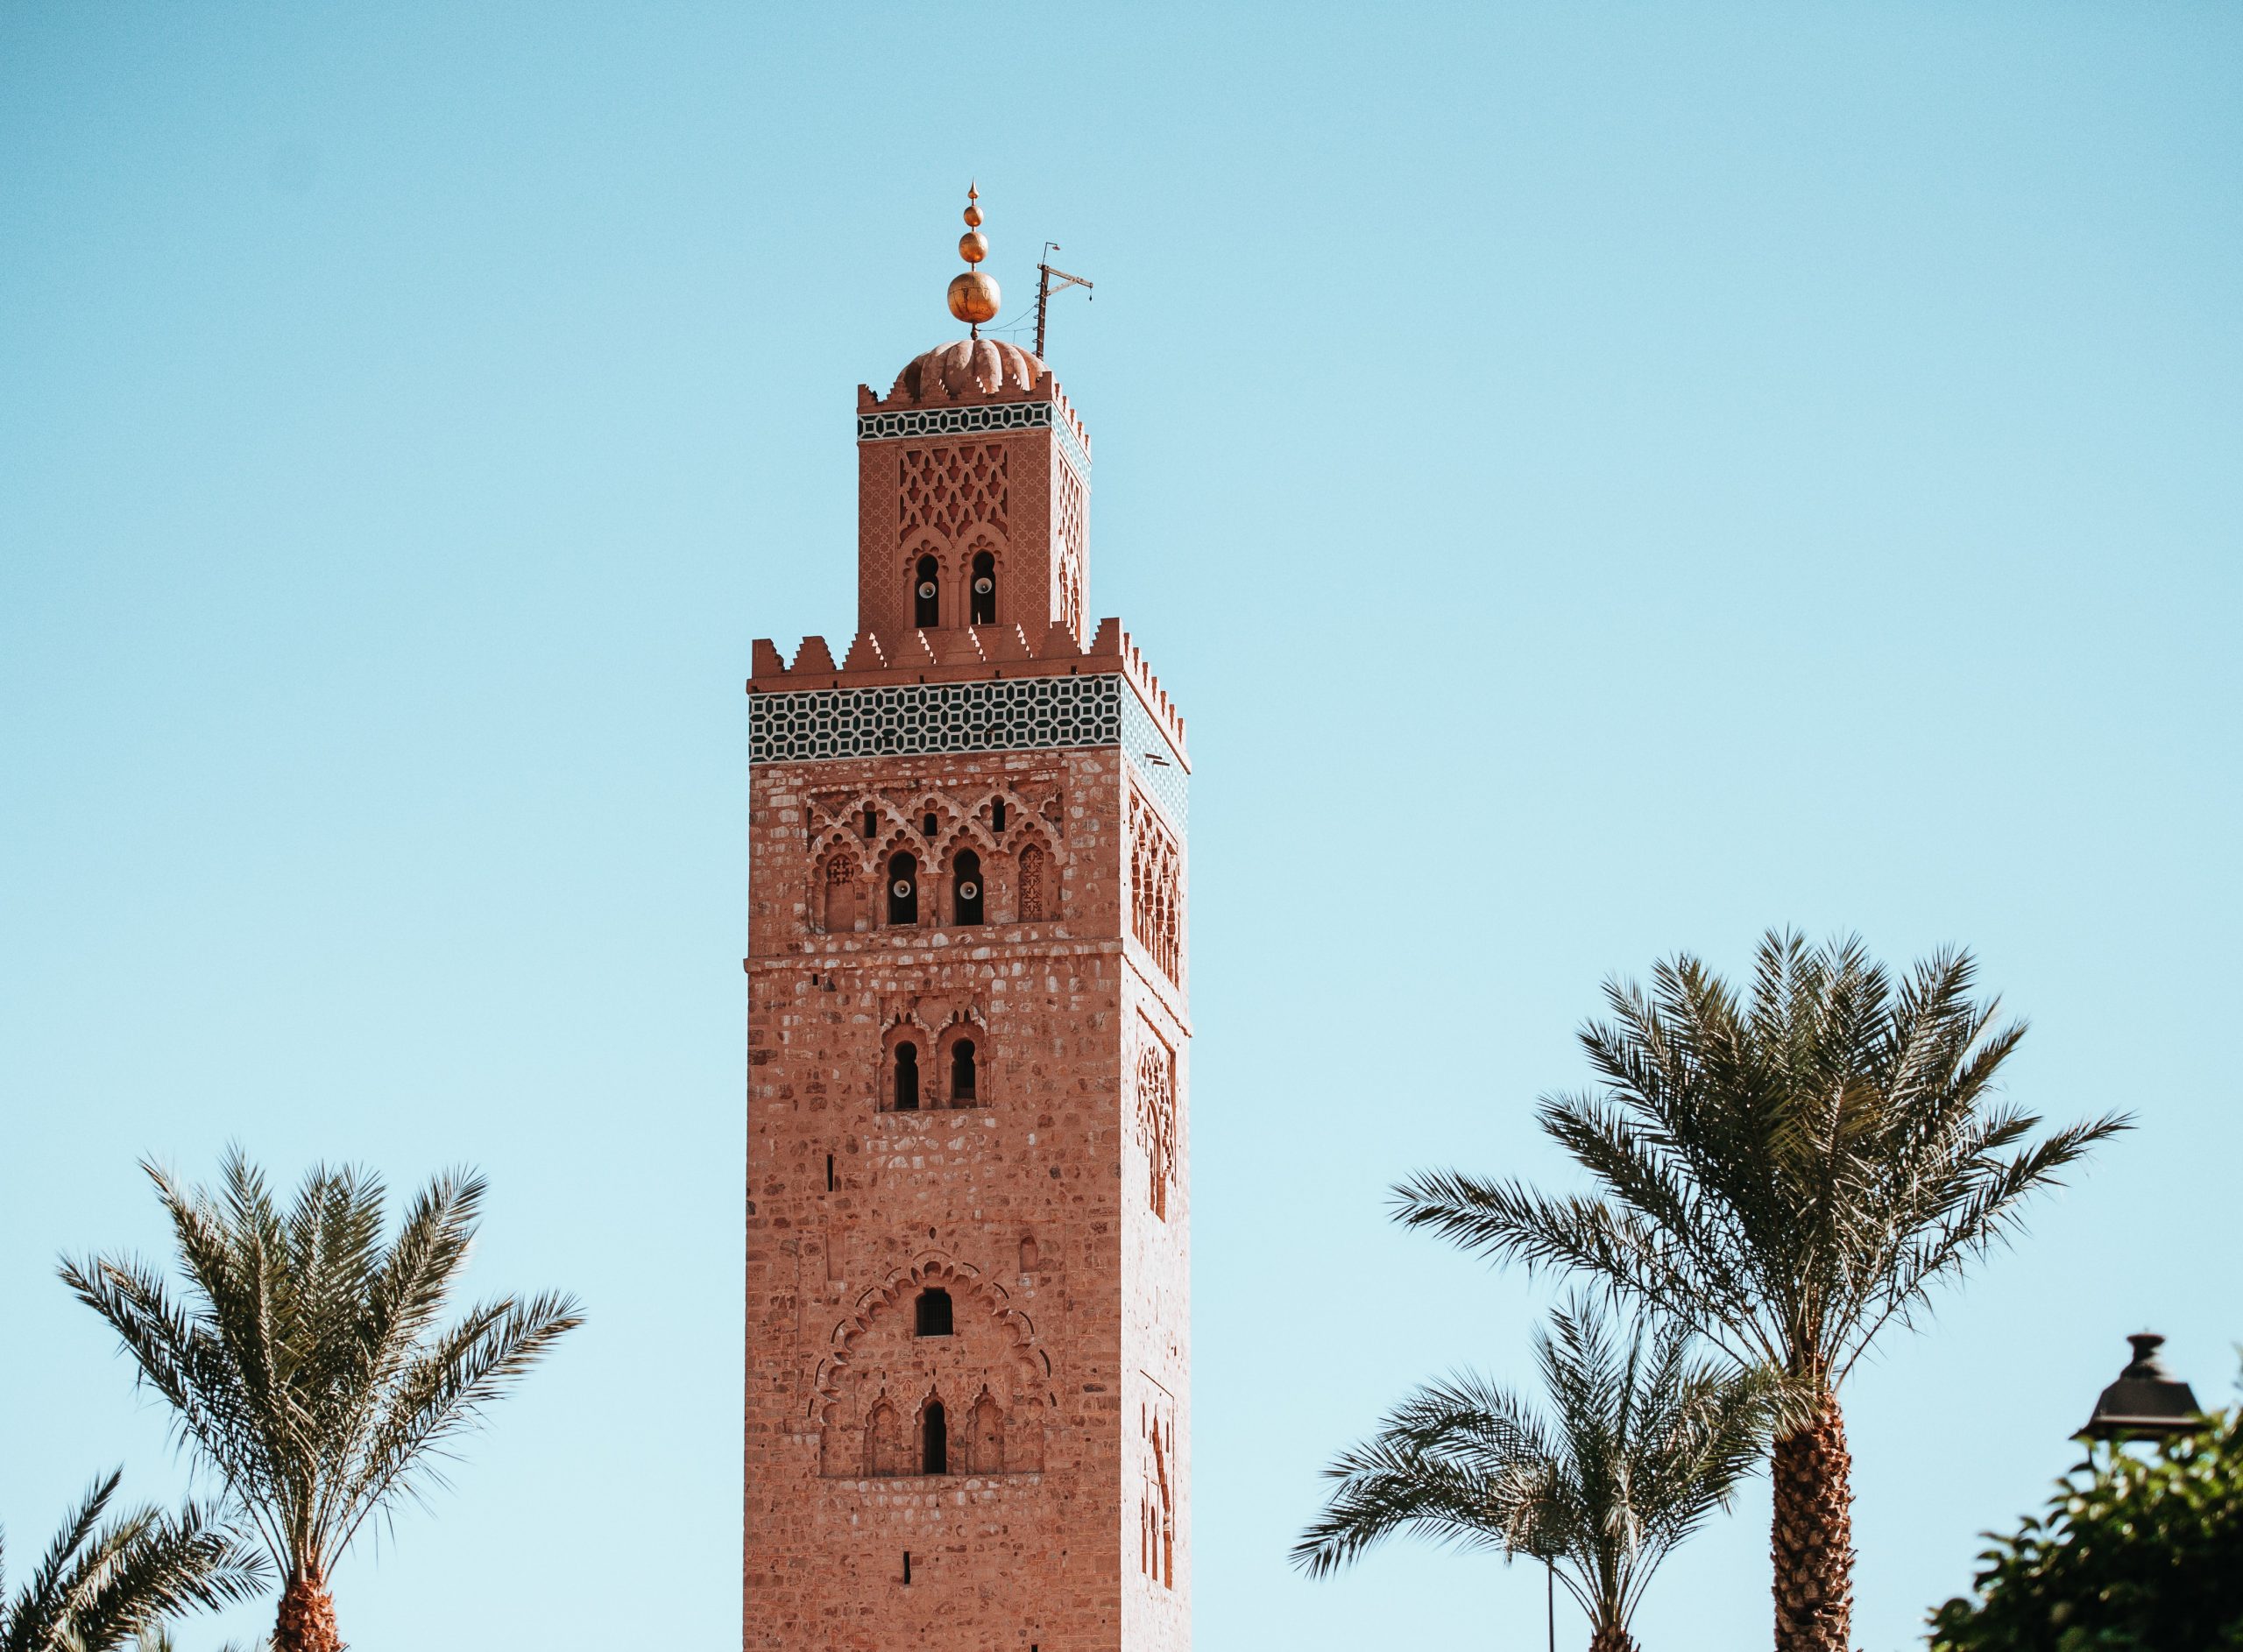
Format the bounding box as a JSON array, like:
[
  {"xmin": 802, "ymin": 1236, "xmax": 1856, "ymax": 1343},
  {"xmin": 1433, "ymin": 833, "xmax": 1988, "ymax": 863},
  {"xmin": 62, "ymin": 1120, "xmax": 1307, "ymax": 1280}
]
[
  {"xmin": 1393, "ymin": 932, "xmax": 2127, "ymax": 1652},
  {"xmin": 60, "ymin": 1150, "xmax": 583, "ymax": 1652},
  {"xmin": 1, "ymin": 1471, "xmax": 266, "ymax": 1652},
  {"xmin": 1294, "ymin": 1298, "xmax": 1771, "ymax": 1651}
]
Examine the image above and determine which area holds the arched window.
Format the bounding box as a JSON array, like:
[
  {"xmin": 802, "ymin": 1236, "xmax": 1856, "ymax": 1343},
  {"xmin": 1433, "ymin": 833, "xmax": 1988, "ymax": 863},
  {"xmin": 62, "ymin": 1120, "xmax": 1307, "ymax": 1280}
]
[
  {"xmin": 951, "ymin": 1038, "xmax": 977, "ymax": 1104},
  {"xmin": 887, "ymin": 851, "xmax": 917, "ymax": 925},
  {"xmin": 952, "ymin": 849, "xmax": 983, "ymax": 925},
  {"xmin": 915, "ymin": 1288, "xmax": 952, "ymax": 1337},
  {"xmin": 913, "ymin": 554, "xmax": 940, "ymax": 628},
  {"xmin": 893, "ymin": 1042, "xmax": 920, "ymax": 1112},
  {"xmin": 990, "ymin": 798, "xmax": 1007, "ymax": 833},
  {"xmin": 922, "ymin": 1401, "xmax": 948, "ymax": 1475},
  {"xmin": 969, "ymin": 550, "xmax": 996, "ymax": 625},
  {"xmin": 1016, "ymin": 844, "xmax": 1046, "ymax": 922}
]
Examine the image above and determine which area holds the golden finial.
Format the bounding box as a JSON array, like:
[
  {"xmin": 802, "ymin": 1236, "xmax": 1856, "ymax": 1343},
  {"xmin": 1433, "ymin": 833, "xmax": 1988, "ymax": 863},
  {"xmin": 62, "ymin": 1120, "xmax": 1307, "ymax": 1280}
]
[{"xmin": 947, "ymin": 182, "xmax": 1000, "ymax": 336}]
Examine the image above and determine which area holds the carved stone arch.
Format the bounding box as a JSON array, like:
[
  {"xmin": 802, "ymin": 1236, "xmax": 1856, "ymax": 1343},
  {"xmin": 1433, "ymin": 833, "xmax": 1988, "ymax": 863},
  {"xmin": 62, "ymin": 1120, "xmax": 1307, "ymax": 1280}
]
[
  {"xmin": 969, "ymin": 785, "xmax": 1028, "ymax": 843},
  {"xmin": 811, "ymin": 1254, "xmax": 1051, "ymax": 1442},
  {"xmin": 870, "ymin": 832, "xmax": 925, "ymax": 928},
  {"xmin": 1007, "ymin": 822, "xmax": 1060, "ymax": 925},
  {"xmin": 878, "ymin": 1014, "xmax": 933, "ymax": 1113},
  {"xmin": 935, "ymin": 1011, "xmax": 987, "ymax": 1107},
  {"xmin": 962, "ymin": 531, "xmax": 1008, "ymax": 626},
  {"xmin": 812, "ymin": 835, "xmax": 868, "ymax": 934}
]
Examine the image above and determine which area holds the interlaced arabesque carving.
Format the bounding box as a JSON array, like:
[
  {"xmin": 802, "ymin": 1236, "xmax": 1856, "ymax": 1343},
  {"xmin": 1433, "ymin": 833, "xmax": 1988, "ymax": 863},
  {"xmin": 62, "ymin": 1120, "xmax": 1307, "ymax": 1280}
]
[
  {"xmin": 811, "ymin": 1257, "xmax": 1051, "ymax": 1480},
  {"xmin": 900, "ymin": 442, "xmax": 1008, "ymax": 540},
  {"xmin": 1129, "ymin": 789, "xmax": 1183, "ymax": 984},
  {"xmin": 1140, "ymin": 1401, "xmax": 1177, "ymax": 1590},
  {"xmin": 802, "ymin": 781, "xmax": 1062, "ymax": 934},
  {"xmin": 1055, "ymin": 461, "xmax": 1087, "ymax": 639},
  {"xmin": 1136, "ymin": 1034, "xmax": 1177, "ymax": 1222}
]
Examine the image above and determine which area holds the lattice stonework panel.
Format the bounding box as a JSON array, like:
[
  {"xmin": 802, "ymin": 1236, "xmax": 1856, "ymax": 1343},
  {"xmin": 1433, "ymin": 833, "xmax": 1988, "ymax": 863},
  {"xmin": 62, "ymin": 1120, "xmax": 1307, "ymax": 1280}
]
[
  {"xmin": 1136, "ymin": 1022, "xmax": 1178, "ymax": 1221},
  {"xmin": 751, "ymin": 674, "xmax": 1124, "ymax": 764},
  {"xmin": 899, "ymin": 443, "xmax": 1008, "ymax": 539},
  {"xmin": 1129, "ymin": 787, "xmax": 1184, "ymax": 985},
  {"xmin": 1054, "ymin": 461, "xmax": 1086, "ymax": 639},
  {"xmin": 1121, "ymin": 693, "xmax": 1188, "ymax": 831},
  {"xmin": 858, "ymin": 402, "xmax": 1092, "ymax": 491}
]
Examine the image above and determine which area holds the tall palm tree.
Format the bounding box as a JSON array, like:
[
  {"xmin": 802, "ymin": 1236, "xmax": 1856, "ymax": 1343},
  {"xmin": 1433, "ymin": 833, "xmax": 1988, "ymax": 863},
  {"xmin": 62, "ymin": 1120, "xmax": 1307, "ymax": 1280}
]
[
  {"xmin": 1, "ymin": 1471, "xmax": 265, "ymax": 1652},
  {"xmin": 1295, "ymin": 1298, "xmax": 1770, "ymax": 1651},
  {"xmin": 60, "ymin": 1150, "xmax": 583, "ymax": 1652},
  {"xmin": 1393, "ymin": 932, "xmax": 2127, "ymax": 1652}
]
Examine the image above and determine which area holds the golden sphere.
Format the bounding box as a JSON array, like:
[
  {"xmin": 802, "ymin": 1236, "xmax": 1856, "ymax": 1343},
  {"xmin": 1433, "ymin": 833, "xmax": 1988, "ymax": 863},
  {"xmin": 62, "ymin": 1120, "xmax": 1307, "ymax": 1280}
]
[
  {"xmin": 947, "ymin": 270, "xmax": 1001, "ymax": 324},
  {"xmin": 963, "ymin": 202, "xmax": 984, "ymax": 228},
  {"xmin": 959, "ymin": 230, "xmax": 988, "ymax": 265}
]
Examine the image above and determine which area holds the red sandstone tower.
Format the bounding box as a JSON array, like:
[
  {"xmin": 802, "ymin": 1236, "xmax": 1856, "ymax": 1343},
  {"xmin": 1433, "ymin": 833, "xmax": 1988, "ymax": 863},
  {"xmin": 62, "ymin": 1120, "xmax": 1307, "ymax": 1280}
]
[{"xmin": 744, "ymin": 194, "xmax": 1191, "ymax": 1652}]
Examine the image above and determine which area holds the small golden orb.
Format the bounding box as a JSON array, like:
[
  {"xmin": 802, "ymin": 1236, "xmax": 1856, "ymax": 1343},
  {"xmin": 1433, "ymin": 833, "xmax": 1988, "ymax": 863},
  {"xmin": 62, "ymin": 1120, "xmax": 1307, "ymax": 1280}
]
[
  {"xmin": 947, "ymin": 270, "xmax": 1000, "ymax": 324},
  {"xmin": 963, "ymin": 202, "xmax": 984, "ymax": 228},
  {"xmin": 959, "ymin": 230, "xmax": 988, "ymax": 265}
]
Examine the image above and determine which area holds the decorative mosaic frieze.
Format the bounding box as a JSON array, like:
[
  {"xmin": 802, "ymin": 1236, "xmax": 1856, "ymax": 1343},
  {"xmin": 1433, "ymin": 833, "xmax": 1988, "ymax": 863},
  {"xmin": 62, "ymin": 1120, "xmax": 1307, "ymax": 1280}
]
[
  {"xmin": 751, "ymin": 674, "xmax": 1120, "ymax": 764},
  {"xmin": 858, "ymin": 401, "xmax": 1092, "ymax": 490},
  {"xmin": 1121, "ymin": 691, "xmax": 1189, "ymax": 832},
  {"xmin": 751, "ymin": 671, "xmax": 1189, "ymax": 832}
]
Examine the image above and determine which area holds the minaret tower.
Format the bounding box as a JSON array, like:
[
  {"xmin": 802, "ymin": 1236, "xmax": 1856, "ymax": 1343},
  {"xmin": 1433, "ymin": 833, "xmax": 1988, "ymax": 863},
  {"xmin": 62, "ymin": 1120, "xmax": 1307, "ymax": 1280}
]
[{"xmin": 744, "ymin": 192, "xmax": 1192, "ymax": 1652}]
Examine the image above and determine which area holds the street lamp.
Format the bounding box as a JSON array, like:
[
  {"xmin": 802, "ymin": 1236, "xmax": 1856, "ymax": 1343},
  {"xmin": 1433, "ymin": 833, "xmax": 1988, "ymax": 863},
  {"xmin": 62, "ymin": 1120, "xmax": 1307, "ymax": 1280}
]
[{"xmin": 2075, "ymin": 1332, "xmax": 2207, "ymax": 1444}]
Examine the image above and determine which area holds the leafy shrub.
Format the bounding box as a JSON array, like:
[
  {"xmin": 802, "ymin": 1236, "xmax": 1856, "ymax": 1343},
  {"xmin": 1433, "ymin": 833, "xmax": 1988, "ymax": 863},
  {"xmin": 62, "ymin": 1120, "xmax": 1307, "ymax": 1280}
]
[{"xmin": 1928, "ymin": 1385, "xmax": 2243, "ymax": 1652}]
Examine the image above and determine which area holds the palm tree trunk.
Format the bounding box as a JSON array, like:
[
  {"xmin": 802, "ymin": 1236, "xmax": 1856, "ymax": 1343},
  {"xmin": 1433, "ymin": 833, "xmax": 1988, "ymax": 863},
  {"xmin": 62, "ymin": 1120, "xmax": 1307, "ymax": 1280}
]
[
  {"xmin": 273, "ymin": 1567, "xmax": 344, "ymax": 1652},
  {"xmin": 1588, "ymin": 1627, "xmax": 1638, "ymax": 1652},
  {"xmin": 1770, "ymin": 1391, "xmax": 1854, "ymax": 1652}
]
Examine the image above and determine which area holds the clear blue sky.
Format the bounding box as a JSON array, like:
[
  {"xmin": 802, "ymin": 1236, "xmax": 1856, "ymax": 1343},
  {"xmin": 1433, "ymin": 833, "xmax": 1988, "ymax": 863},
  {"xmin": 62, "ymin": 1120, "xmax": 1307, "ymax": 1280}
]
[{"xmin": 3, "ymin": 5, "xmax": 2237, "ymax": 1648}]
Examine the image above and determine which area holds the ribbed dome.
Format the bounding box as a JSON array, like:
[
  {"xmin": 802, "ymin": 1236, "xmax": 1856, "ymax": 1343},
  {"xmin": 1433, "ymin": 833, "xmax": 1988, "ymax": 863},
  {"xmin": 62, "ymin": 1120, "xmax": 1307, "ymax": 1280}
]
[{"xmin": 889, "ymin": 337, "xmax": 1048, "ymax": 404}]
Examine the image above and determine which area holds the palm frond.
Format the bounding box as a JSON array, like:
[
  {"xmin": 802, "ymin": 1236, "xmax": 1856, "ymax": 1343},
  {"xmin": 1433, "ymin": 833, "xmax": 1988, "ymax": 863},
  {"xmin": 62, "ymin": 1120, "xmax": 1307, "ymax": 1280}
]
[
  {"xmin": 0, "ymin": 1475, "xmax": 266, "ymax": 1652},
  {"xmin": 62, "ymin": 1152, "xmax": 581, "ymax": 1604},
  {"xmin": 1295, "ymin": 1299, "xmax": 1772, "ymax": 1639}
]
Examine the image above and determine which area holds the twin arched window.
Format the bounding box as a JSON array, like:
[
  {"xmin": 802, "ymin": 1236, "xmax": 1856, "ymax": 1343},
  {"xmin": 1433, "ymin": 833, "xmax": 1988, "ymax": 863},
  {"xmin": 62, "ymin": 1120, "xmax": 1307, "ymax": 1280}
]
[
  {"xmin": 969, "ymin": 551, "xmax": 996, "ymax": 625},
  {"xmin": 911, "ymin": 552, "xmax": 998, "ymax": 629},
  {"xmin": 952, "ymin": 850, "xmax": 983, "ymax": 925},
  {"xmin": 913, "ymin": 555, "xmax": 940, "ymax": 628},
  {"xmin": 889, "ymin": 1036, "xmax": 977, "ymax": 1111},
  {"xmin": 887, "ymin": 852, "xmax": 917, "ymax": 925}
]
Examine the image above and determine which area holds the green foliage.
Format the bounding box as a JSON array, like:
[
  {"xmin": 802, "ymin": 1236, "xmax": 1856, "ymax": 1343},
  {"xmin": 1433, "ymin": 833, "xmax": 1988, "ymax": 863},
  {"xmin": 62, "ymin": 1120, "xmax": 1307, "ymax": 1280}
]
[
  {"xmin": 59, "ymin": 1149, "xmax": 583, "ymax": 1591},
  {"xmin": 1392, "ymin": 932, "xmax": 2126, "ymax": 1393},
  {"xmin": 0, "ymin": 1471, "xmax": 266, "ymax": 1652},
  {"xmin": 1293, "ymin": 1297, "xmax": 1774, "ymax": 1638},
  {"xmin": 1928, "ymin": 1395, "xmax": 2243, "ymax": 1652}
]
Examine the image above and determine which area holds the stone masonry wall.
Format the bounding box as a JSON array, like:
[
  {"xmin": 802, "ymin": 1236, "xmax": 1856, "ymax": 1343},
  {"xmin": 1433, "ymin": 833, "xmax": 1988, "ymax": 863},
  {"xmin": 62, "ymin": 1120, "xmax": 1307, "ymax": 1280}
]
[{"xmin": 746, "ymin": 737, "xmax": 1186, "ymax": 1652}]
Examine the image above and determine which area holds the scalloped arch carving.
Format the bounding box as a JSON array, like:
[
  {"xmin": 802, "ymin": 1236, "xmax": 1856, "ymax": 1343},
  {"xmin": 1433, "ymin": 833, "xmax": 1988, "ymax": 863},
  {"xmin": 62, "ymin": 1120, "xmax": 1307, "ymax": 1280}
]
[{"xmin": 811, "ymin": 1255, "xmax": 1052, "ymax": 1479}]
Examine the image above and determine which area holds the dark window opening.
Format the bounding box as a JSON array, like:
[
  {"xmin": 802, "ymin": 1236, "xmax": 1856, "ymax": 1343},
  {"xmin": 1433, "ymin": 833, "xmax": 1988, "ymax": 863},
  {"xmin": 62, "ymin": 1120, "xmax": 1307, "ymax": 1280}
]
[
  {"xmin": 923, "ymin": 811, "xmax": 938, "ymax": 836},
  {"xmin": 887, "ymin": 851, "xmax": 917, "ymax": 925},
  {"xmin": 991, "ymin": 799, "xmax": 1007, "ymax": 832},
  {"xmin": 902, "ymin": 1551, "xmax": 911, "ymax": 1585},
  {"xmin": 970, "ymin": 551, "xmax": 996, "ymax": 625},
  {"xmin": 861, "ymin": 807, "xmax": 877, "ymax": 839},
  {"xmin": 951, "ymin": 1039, "xmax": 977, "ymax": 1103},
  {"xmin": 952, "ymin": 849, "xmax": 984, "ymax": 925},
  {"xmin": 825, "ymin": 1153, "xmax": 835, "ymax": 1191},
  {"xmin": 913, "ymin": 555, "xmax": 940, "ymax": 628},
  {"xmin": 922, "ymin": 1402, "xmax": 948, "ymax": 1474},
  {"xmin": 915, "ymin": 1288, "xmax": 952, "ymax": 1337},
  {"xmin": 893, "ymin": 1043, "xmax": 920, "ymax": 1111}
]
